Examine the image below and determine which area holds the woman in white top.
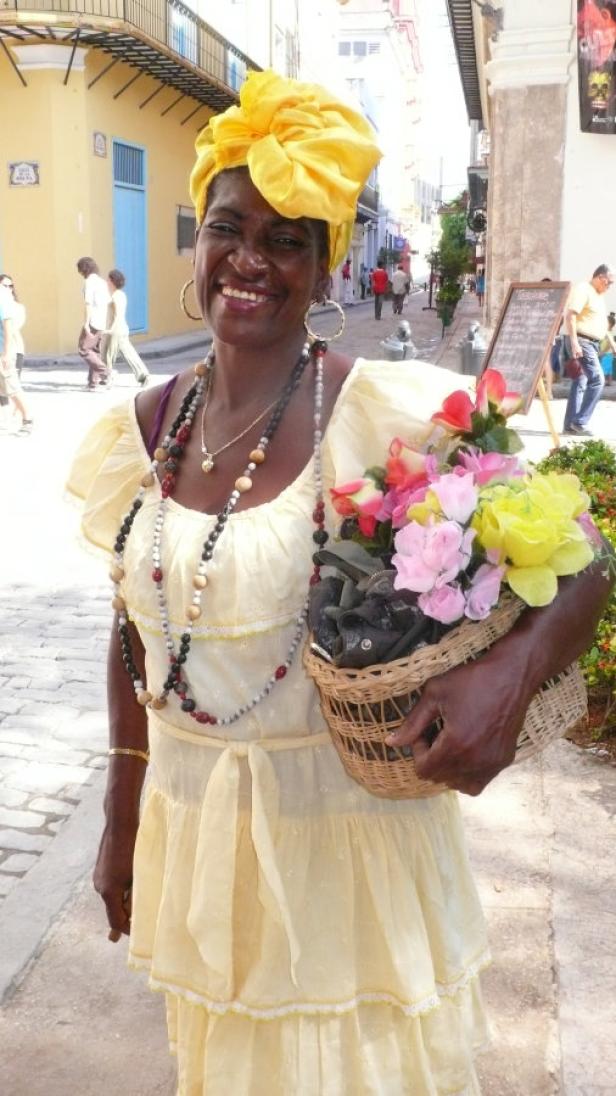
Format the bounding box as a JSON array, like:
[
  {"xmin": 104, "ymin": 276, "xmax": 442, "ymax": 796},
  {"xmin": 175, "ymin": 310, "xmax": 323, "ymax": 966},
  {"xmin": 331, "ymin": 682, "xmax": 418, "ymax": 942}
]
[
  {"xmin": 0, "ymin": 274, "xmax": 31, "ymax": 431},
  {"xmin": 105, "ymin": 269, "xmax": 149, "ymax": 386},
  {"xmin": 0, "ymin": 276, "xmax": 27, "ymax": 376}
]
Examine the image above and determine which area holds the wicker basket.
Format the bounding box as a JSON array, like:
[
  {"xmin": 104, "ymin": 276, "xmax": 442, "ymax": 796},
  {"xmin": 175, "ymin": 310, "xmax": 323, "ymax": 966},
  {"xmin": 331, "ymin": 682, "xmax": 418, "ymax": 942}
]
[{"xmin": 304, "ymin": 595, "xmax": 588, "ymax": 799}]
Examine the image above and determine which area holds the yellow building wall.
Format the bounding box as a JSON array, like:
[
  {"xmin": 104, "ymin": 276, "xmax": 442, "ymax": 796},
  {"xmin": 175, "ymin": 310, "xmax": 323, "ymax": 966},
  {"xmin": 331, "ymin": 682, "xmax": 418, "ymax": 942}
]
[{"xmin": 0, "ymin": 44, "xmax": 212, "ymax": 354}]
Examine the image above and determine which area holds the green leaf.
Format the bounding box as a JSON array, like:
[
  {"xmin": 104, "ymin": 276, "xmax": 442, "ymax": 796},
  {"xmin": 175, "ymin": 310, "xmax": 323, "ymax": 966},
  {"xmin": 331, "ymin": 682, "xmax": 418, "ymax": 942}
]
[
  {"xmin": 364, "ymin": 465, "xmax": 387, "ymax": 492},
  {"xmin": 313, "ymin": 541, "xmax": 385, "ymax": 581}
]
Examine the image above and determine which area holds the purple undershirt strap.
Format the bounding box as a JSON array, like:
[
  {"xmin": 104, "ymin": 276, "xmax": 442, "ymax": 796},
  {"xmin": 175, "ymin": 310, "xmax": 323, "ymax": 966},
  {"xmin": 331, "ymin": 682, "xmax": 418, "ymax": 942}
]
[{"xmin": 146, "ymin": 375, "xmax": 179, "ymax": 458}]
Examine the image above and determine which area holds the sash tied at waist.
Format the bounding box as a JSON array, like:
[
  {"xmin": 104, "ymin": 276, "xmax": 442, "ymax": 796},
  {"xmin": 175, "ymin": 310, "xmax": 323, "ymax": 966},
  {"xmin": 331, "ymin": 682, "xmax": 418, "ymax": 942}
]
[{"xmin": 149, "ymin": 712, "xmax": 331, "ymax": 995}]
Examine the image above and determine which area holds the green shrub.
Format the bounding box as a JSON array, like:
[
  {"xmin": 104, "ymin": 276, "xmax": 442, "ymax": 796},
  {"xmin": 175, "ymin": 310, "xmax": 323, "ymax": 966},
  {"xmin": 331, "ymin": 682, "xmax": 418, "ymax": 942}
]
[{"xmin": 537, "ymin": 440, "xmax": 616, "ymax": 733}]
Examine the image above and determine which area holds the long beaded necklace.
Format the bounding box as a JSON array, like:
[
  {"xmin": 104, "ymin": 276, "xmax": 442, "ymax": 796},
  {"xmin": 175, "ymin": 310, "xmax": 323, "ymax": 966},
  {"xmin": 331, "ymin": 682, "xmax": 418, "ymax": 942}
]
[{"xmin": 110, "ymin": 339, "xmax": 330, "ymax": 727}]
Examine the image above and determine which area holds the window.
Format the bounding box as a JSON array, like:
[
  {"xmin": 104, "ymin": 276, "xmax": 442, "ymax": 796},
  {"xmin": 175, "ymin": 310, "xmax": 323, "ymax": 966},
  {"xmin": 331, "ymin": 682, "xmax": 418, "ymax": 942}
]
[
  {"xmin": 177, "ymin": 205, "xmax": 196, "ymax": 255},
  {"xmin": 338, "ymin": 41, "xmax": 351, "ymax": 56},
  {"xmin": 353, "ymin": 40, "xmax": 367, "ymax": 57},
  {"xmin": 113, "ymin": 142, "xmax": 144, "ymax": 188}
]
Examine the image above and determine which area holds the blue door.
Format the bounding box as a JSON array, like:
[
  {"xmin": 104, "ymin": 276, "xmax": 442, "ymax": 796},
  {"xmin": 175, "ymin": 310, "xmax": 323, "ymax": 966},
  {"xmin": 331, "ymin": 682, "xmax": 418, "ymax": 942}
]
[{"xmin": 112, "ymin": 140, "xmax": 147, "ymax": 333}]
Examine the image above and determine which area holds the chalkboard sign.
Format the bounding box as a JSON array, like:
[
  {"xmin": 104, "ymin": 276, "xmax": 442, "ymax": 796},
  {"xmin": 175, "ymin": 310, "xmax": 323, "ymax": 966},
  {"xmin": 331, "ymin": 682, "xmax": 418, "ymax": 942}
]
[{"xmin": 482, "ymin": 282, "xmax": 570, "ymax": 413}]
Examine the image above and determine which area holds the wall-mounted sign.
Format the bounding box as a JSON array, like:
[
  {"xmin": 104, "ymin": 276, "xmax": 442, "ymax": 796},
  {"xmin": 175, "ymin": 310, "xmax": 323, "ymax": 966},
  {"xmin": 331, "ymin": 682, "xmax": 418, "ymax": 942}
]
[
  {"xmin": 578, "ymin": 0, "xmax": 616, "ymax": 133},
  {"xmin": 8, "ymin": 161, "xmax": 40, "ymax": 187},
  {"xmin": 93, "ymin": 131, "xmax": 107, "ymax": 158},
  {"xmin": 393, "ymin": 235, "xmax": 406, "ymax": 250}
]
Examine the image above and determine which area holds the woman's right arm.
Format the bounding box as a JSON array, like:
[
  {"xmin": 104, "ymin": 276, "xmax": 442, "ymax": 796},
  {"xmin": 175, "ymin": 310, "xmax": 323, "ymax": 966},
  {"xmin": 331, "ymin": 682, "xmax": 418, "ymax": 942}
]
[{"xmin": 93, "ymin": 617, "xmax": 149, "ymax": 939}]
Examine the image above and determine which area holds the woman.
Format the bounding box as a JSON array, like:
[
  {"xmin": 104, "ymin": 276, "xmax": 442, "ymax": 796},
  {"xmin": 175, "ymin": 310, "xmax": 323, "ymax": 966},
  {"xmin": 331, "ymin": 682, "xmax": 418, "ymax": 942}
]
[
  {"xmin": 0, "ymin": 274, "xmax": 32, "ymax": 433},
  {"xmin": 104, "ymin": 269, "xmax": 150, "ymax": 386},
  {"xmin": 68, "ymin": 72, "xmax": 612, "ymax": 1094},
  {"xmin": 0, "ymin": 274, "xmax": 27, "ymax": 377}
]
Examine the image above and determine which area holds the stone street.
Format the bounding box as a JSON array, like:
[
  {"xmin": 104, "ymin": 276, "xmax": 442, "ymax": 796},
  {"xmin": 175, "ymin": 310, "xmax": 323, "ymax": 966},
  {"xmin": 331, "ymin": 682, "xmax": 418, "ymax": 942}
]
[{"xmin": 1, "ymin": 292, "xmax": 615, "ymax": 1094}]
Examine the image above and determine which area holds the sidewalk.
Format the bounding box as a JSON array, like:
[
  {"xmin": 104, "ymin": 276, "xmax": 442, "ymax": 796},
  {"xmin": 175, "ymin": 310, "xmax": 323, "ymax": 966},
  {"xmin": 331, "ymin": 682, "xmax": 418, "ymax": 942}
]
[
  {"xmin": 1, "ymin": 295, "xmax": 615, "ymax": 1094},
  {"xmin": 26, "ymin": 329, "xmax": 211, "ymax": 370}
]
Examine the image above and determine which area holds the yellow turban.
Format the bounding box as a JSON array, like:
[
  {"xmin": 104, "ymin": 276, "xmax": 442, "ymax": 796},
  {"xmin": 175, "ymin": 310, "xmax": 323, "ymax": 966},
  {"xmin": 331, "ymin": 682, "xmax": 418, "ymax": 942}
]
[{"xmin": 189, "ymin": 70, "xmax": 381, "ymax": 271}]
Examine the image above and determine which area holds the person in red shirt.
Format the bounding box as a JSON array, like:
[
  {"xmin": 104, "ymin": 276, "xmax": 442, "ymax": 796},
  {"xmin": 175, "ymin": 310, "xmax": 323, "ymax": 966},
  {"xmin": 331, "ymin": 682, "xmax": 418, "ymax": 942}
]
[{"xmin": 370, "ymin": 261, "xmax": 389, "ymax": 319}]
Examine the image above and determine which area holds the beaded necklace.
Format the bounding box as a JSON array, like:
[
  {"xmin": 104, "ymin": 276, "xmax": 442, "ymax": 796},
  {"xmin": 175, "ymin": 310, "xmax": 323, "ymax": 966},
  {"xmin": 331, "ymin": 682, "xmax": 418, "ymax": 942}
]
[{"xmin": 110, "ymin": 339, "xmax": 330, "ymax": 727}]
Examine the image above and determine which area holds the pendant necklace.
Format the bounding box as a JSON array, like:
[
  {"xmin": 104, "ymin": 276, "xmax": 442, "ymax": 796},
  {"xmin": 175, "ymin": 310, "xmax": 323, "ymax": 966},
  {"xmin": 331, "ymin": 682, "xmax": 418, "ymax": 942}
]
[{"xmin": 199, "ymin": 372, "xmax": 278, "ymax": 474}]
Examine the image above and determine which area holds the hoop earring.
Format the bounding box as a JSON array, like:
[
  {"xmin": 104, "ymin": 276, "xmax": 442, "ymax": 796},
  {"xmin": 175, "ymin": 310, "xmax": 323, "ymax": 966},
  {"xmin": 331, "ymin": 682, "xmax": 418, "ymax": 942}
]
[
  {"xmin": 303, "ymin": 298, "xmax": 345, "ymax": 342},
  {"xmin": 180, "ymin": 279, "xmax": 202, "ymax": 322}
]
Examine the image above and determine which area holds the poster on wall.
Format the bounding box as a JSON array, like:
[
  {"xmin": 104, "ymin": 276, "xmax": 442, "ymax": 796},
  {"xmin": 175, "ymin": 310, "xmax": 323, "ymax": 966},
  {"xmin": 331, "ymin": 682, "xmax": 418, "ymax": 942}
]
[{"xmin": 578, "ymin": 1, "xmax": 616, "ymax": 133}]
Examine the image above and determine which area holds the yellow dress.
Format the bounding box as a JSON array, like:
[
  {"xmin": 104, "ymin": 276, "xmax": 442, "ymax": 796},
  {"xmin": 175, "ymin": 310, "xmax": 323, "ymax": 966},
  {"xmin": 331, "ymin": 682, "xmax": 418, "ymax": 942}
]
[{"xmin": 68, "ymin": 359, "xmax": 490, "ymax": 1096}]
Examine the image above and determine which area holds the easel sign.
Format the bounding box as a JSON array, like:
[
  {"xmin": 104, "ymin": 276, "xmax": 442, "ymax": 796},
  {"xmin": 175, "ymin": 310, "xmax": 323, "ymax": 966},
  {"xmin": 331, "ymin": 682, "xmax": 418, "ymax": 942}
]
[{"xmin": 481, "ymin": 281, "xmax": 570, "ymax": 446}]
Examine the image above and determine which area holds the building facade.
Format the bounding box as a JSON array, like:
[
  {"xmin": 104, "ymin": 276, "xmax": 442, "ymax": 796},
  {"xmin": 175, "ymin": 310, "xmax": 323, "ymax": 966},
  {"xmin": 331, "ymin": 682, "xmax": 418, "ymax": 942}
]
[
  {"xmin": 335, "ymin": 0, "xmax": 427, "ymax": 289},
  {"xmin": 0, "ymin": 1, "xmax": 260, "ymax": 354},
  {"xmin": 447, "ymin": 0, "xmax": 616, "ymax": 324}
]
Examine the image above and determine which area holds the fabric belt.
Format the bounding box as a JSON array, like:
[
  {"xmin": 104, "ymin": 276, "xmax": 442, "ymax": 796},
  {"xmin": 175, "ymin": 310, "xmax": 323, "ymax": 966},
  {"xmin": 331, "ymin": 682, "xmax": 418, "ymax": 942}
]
[
  {"xmin": 577, "ymin": 333, "xmax": 601, "ymax": 346},
  {"xmin": 149, "ymin": 711, "xmax": 332, "ymax": 993}
]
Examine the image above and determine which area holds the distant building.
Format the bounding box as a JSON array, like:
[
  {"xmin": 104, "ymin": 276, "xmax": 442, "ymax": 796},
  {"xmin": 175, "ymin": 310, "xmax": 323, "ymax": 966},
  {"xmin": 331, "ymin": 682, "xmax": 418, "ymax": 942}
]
[
  {"xmin": 0, "ymin": 1, "xmax": 260, "ymax": 353},
  {"xmin": 446, "ymin": 0, "xmax": 616, "ymax": 323},
  {"xmin": 335, "ymin": 0, "xmax": 425, "ymax": 284}
]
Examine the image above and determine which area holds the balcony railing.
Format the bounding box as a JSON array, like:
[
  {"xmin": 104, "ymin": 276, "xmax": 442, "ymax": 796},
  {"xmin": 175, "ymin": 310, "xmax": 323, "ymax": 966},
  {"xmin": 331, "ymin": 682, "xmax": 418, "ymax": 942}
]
[
  {"xmin": 359, "ymin": 183, "xmax": 379, "ymax": 213},
  {"xmin": 3, "ymin": 0, "xmax": 260, "ymax": 106}
]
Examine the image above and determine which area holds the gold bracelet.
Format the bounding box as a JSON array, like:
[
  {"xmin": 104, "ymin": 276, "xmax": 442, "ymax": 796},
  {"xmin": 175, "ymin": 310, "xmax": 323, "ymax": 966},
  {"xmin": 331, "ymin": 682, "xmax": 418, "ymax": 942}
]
[{"xmin": 108, "ymin": 747, "xmax": 150, "ymax": 764}]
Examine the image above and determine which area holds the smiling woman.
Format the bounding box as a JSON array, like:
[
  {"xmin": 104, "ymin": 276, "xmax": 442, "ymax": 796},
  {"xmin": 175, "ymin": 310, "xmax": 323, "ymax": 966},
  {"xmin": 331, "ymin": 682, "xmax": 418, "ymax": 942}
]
[{"xmin": 66, "ymin": 69, "xmax": 613, "ymax": 1096}]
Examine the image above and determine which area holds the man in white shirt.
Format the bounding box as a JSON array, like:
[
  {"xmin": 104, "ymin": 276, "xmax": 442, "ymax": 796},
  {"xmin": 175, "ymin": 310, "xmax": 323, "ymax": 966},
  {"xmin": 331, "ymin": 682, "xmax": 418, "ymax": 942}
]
[
  {"xmin": 76, "ymin": 257, "xmax": 111, "ymax": 389},
  {"xmin": 391, "ymin": 264, "xmax": 410, "ymax": 315}
]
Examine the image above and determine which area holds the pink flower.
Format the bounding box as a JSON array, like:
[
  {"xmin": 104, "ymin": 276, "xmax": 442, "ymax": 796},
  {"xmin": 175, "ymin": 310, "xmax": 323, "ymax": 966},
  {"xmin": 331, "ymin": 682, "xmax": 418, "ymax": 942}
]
[
  {"xmin": 577, "ymin": 510, "xmax": 603, "ymax": 548},
  {"xmin": 392, "ymin": 520, "xmax": 475, "ymax": 594},
  {"xmin": 431, "ymin": 390, "xmax": 475, "ymax": 433},
  {"xmin": 385, "ymin": 439, "xmax": 430, "ymax": 490},
  {"xmin": 464, "ymin": 563, "xmax": 505, "ymax": 621},
  {"xmin": 430, "ymin": 471, "xmax": 478, "ymax": 523},
  {"xmin": 457, "ymin": 449, "xmax": 524, "ymax": 486},
  {"xmin": 330, "ymin": 477, "xmax": 385, "ymax": 537},
  {"xmin": 418, "ymin": 584, "xmax": 466, "ymax": 624},
  {"xmin": 475, "ymin": 369, "xmax": 522, "ymax": 418}
]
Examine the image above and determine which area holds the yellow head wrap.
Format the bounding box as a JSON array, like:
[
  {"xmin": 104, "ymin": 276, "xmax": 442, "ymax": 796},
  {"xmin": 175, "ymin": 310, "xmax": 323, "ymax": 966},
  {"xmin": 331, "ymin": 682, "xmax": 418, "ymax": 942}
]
[{"xmin": 189, "ymin": 70, "xmax": 381, "ymax": 271}]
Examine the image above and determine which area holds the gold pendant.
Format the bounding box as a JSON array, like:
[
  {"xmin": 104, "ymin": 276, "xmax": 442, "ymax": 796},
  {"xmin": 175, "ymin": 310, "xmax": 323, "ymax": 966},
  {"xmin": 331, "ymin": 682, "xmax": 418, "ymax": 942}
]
[{"xmin": 201, "ymin": 454, "xmax": 215, "ymax": 474}]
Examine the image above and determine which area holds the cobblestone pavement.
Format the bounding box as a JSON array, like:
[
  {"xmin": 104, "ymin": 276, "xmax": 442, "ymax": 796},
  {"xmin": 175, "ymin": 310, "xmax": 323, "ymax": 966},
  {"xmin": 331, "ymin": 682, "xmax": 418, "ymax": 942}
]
[{"xmin": 0, "ymin": 369, "xmax": 171, "ymax": 909}]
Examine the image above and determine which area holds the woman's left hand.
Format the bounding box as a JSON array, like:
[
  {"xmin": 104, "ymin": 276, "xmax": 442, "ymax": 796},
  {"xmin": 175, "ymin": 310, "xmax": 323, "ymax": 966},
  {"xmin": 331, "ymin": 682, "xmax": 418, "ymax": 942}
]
[{"xmin": 385, "ymin": 653, "xmax": 532, "ymax": 796}]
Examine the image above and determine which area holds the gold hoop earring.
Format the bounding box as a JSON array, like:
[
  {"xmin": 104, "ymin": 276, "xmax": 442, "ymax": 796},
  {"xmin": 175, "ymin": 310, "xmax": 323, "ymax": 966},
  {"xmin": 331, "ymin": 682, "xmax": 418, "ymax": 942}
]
[
  {"xmin": 180, "ymin": 278, "xmax": 202, "ymax": 322},
  {"xmin": 303, "ymin": 298, "xmax": 345, "ymax": 342}
]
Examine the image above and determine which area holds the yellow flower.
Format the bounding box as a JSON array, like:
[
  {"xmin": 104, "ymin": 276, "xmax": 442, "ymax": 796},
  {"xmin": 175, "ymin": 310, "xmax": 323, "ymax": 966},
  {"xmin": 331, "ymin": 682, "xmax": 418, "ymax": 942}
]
[
  {"xmin": 406, "ymin": 489, "xmax": 442, "ymax": 525},
  {"xmin": 472, "ymin": 473, "xmax": 594, "ymax": 607}
]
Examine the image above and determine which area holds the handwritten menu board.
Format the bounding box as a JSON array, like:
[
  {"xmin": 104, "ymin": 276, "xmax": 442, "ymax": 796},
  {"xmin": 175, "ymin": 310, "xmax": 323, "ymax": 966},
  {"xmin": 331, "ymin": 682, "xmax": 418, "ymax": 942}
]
[{"xmin": 482, "ymin": 282, "xmax": 570, "ymax": 413}]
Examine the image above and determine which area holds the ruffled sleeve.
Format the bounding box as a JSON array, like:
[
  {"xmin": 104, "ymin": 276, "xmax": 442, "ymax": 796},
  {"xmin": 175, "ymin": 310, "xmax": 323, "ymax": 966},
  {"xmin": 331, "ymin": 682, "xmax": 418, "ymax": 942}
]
[
  {"xmin": 323, "ymin": 358, "xmax": 472, "ymax": 483},
  {"xmin": 66, "ymin": 401, "xmax": 149, "ymax": 556}
]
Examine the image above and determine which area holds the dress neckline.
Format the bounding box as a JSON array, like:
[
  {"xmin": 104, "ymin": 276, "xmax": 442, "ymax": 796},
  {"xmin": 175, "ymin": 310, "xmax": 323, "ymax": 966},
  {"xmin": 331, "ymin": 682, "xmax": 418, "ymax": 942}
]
[{"xmin": 127, "ymin": 358, "xmax": 364, "ymax": 519}]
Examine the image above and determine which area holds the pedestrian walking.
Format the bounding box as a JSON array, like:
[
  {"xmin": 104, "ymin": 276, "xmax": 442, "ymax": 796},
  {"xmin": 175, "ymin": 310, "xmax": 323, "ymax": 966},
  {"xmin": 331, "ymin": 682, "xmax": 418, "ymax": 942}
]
[
  {"xmin": 391, "ymin": 263, "xmax": 409, "ymax": 315},
  {"xmin": 370, "ymin": 260, "xmax": 388, "ymax": 319},
  {"xmin": 341, "ymin": 256, "xmax": 353, "ymax": 306},
  {"xmin": 476, "ymin": 269, "xmax": 485, "ymax": 307},
  {"xmin": 563, "ymin": 263, "xmax": 614, "ymax": 435},
  {"xmin": 367, "ymin": 267, "xmax": 374, "ymax": 295},
  {"xmin": 76, "ymin": 257, "xmax": 110, "ymax": 389},
  {"xmin": 66, "ymin": 68, "xmax": 613, "ymax": 1096},
  {"xmin": 0, "ymin": 277, "xmax": 32, "ymax": 432},
  {"xmin": 359, "ymin": 264, "xmax": 368, "ymax": 300},
  {"xmin": 105, "ymin": 269, "xmax": 149, "ymax": 385},
  {"xmin": 0, "ymin": 274, "xmax": 27, "ymax": 378}
]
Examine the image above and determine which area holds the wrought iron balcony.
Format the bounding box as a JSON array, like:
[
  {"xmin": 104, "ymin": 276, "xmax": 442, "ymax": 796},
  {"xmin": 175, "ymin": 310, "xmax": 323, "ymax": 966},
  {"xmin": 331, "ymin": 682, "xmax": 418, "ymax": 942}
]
[
  {"xmin": 0, "ymin": 0, "xmax": 260, "ymax": 109},
  {"xmin": 356, "ymin": 182, "xmax": 379, "ymax": 222}
]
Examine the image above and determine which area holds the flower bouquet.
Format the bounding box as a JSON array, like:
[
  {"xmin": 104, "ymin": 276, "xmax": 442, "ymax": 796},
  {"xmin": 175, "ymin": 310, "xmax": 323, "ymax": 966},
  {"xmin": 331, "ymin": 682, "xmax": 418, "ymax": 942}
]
[{"xmin": 304, "ymin": 371, "xmax": 594, "ymax": 798}]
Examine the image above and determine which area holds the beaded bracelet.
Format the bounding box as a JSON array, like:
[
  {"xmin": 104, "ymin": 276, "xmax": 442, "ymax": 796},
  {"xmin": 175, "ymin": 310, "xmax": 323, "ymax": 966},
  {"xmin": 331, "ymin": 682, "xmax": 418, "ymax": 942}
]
[{"xmin": 108, "ymin": 747, "xmax": 150, "ymax": 764}]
